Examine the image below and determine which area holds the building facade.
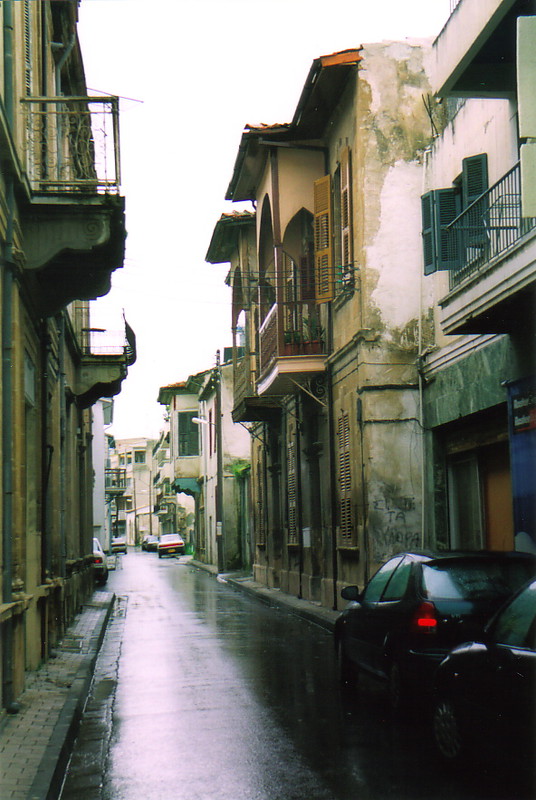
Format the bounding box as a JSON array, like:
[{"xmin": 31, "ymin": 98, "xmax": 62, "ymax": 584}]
[
  {"xmin": 216, "ymin": 42, "xmax": 434, "ymax": 608},
  {"xmin": 420, "ymin": 0, "xmax": 536, "ymax": 555},
  {"xmin": 0, "ymin": 1, "xmax": 132, "ymax": 710},
  {"xmin": 109, "ymin": 438, "xmax": 157, "ymax": 546}
]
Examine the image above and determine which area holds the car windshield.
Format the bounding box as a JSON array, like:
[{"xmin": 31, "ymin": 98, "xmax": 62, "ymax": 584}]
[{"xmin": 422, "ymin": 559, "xmax": 535, "ymax": 601}]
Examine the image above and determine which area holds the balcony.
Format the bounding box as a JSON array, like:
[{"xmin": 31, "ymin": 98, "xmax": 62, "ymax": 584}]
[
  {"xmin": 257, "ymin": 303, "xmax": 327, "ymax": 396},
  {"xmin": 72, "ymin": 309, "xmax": 136, "ymax": 408},
  {"xmin": 432, "ymin": 0, "xmax": 523, "ymax": 98},
  {"xmin": 105, "ymin": 468, "xmax": 127, "ymax": 496},
  {"xmin": 440, "ymin": 162, "xmax": 536, "ymax": 334},
  {"xmin": 232, "ymin": 353, "xmax": 281, "ymax": 422},
  {"xmin": 19, "ymin": 96, "xmax": 125, "ymax": 317}
]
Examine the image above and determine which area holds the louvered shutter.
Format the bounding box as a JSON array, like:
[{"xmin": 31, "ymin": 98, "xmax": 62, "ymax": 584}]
[
  {"xmin": 462, "ymin": 153, "xmax": 488, "ymax": 249},
  {"xmin": 314, "ymin": 175, "xmax": 334, "ymax": 303},
  {"xmin": 421, "ymin": 189, "xmax": 461, "ymax": 273},
  {"xmin": 436, "ymin": 189, "xmax": 462, "ymax": 270},
  {"xmin": 287, "ymin": 434, "xmax": 298, "ymax": 545},
  {"xmin": 340, "ymin": 147, "xmax": 353, "ymax": 273},
  {"xmin": 421, "ymin": 192, "xmax": 437, "ymax": 275},
  {"xmin": 337, "ymin": 412, "xmax": 354, "ymax": 546},
  {"xmin": 462, "ymin": 154, "xmax": 488, "ymax": 207}
]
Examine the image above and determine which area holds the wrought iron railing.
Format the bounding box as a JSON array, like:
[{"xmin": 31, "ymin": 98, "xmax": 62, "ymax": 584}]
[
  {"xmin": 446, "ymin": 162, "xmax": 536, "ymax": 288},
  {"xmin": 21, "ymin": 96, "xmax": 120, "ymax": 193},
  {"xmin": 71, "ymin": 304, "xmax": 136, "ymax": 365}
]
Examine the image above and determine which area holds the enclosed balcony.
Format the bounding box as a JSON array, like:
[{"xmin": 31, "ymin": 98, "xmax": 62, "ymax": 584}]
[
  {"xmin": 257, "ymin": 302, "xmax": 327, "ymax": 396},
  {"xmin": 105, "ymin": 468, "xmax": 127, "ymax": 496},
  {"xmin": 20, "ymin": 96, "xmax": 125, "ymax": 317},
  {"xmin": 232, "ymin": 351, "xmax": 281, "ymax": 422},
  {"xmin": 440, "ymin": 162, "xmax": 536, "ymax": 334}
]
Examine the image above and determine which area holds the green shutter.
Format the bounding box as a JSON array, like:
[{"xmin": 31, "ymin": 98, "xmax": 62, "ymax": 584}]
[
  {"xmin": 421, "ymin": 192, "xmax": 437, "ymax": 275},
  {"xmin": 436, "ymin": 188, "xmax": 462, "ymax": 270},
  {"xmin": 421, "ymin": 189, "xmax": 461, "ymax": 273},
  {"xmin": 462, "ymin": 153, "xmax": 488, "ymax": 206}
]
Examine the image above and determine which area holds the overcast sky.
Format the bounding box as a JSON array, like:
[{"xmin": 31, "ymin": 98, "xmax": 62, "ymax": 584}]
[{"xmin": 77, "ymin": 0, "xmax": 451, "ymax": 440}]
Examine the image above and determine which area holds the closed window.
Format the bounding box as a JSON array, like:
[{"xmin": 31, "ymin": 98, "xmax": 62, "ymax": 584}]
[{"xmin": 178, "ymin": 412, "xmax": 199, "ymax": 457}]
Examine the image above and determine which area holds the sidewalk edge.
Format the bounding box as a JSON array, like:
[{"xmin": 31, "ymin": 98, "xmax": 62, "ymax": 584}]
[{"xmin": 26, "ymin": 593, "xmax": 115, "ymax": 800}]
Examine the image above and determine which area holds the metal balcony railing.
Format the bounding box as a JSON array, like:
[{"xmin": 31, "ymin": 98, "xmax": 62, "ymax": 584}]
[
  {"xmin": 446, "ymin": 162, "xmax": 536, "ymax": 288},
  {"xmin": 71, "ymin": 305, "xmax": 136, "ymax": 366},
  {"xmin": 21, "ymin": 96, "xmax": 120, "ymax": 193}
]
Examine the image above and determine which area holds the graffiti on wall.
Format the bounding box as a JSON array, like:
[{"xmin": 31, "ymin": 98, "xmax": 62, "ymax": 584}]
[{"xmin": 369, "ymin": 491, "xmax": 420, "ymax": 562}]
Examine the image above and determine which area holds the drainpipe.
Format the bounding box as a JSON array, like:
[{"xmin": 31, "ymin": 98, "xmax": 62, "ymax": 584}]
[
  {"xmin": 2, "ymin": 0, "xmax": 16, "ymax": 712},
  {"xmin": 58, "ymin": 315, "xmax": 67, "ymax": 579},
  {"xmin": 215, "ymin": 351, "xmax": 225, "ymax": 573}
]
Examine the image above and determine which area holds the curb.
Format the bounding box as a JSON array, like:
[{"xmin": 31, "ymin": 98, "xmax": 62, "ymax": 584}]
[{"xmin": 26, "ymin": 593, "xmax": 115, "ymax": 800}]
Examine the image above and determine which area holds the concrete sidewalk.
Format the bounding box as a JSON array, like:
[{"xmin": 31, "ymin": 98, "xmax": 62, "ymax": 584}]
[{"xmin": 0, "ymin": 591, "xmax": 115, "ymax": 800}]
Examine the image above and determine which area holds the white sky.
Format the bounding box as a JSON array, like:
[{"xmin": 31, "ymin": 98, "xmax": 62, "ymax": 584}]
[{"xmin": 77, "ymin": 0, "xmax": 451, "ymax": 440}]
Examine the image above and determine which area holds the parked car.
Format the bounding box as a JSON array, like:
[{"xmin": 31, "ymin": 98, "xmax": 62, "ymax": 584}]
[
  {"xmin": 142, "ymin": 535, "xmax": 159, "ymax": 552},
  {"xmin": 92, "ymin": 538, "xmax": 108, "ymax": 585},
  {"xmin": 432, "ymin": 577, "xmax": 536, "ymax": 769},
  {"xmin": 334, "ymin": 550, "xmax": 536, "ymax": 709},
  {"xmin": 111, "ymin": 536, "xmax": 127, "ymax": 555},
  {"xmin": 157, "ymin": 533, "xmax": 185, "ymax": 558}
]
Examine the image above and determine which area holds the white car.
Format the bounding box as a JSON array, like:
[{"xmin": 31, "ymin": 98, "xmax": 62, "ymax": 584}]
[{"xmin": 157, "ymin": 534, "xmax": 185, "ymax": 558}]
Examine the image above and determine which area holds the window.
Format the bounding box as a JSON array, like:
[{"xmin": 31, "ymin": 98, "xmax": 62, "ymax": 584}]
[
  {"xmin": 134, "ymin": 450, "xmax": 146, "ymax": 464},
  {"xmin": 421, "ymin": 153, "xmax": 488, "ymax": 274},
  {"xmin": 492, "ymin": 582, "xmax": 536, "ymax": 648},
  {"xmin": 363, "ymin": 557, "xmax": 404, "ymax": 603},
  {"xmin": 382, "ymin": 558, "xmax": 412, "ymax": 601},
  {"xmin": 178, "ymin": 412, "xmax": 200, "ymax": 457}
]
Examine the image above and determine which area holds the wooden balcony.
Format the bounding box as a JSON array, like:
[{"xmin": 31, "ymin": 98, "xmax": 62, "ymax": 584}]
[
  {"xmin": 257, "ymin": 303, "xmax": 327, "ymax": 396},
  {"xmin": 232, "ymin": 353, "xmax": 281, "ymax": 422}
]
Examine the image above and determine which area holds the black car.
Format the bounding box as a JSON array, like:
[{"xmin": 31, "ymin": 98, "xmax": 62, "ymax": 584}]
[
  {"xmin": 334, "ymin": 550, "xmax": 536, "ymax": 709},
  {"xmin": 432, "ymin": 578, "xmax": 536, "ymax": 769}
]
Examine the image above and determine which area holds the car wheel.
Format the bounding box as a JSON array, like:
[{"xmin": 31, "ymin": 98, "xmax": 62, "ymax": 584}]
[
  {"xmin": 337, "ymin": 639, "xmax": 358, "ymax": 687},
  {"xmin": 388, "ymin": 661, "xmax": 408, "ymax": 713},
  {"xmin": 433, "ymin": 699, "xmax": 466, "ymax": 763}
]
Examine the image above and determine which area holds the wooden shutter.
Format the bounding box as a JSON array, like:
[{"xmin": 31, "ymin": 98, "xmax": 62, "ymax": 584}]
[
  {"xmin": 340, "ymin": 147, "xmax": 353, "ymax": 270},
  {"xmin": 287, "ymin": 432, "xmax": 298, "ymax": 545},
  {"xmin": 462, "ymin": 154, "xmax": 488, "ymax": 207},
  {"xmin": 314, "ymin": 175, "xmax": 334, "ymax": 303},
  {"xmin": 421, "ymin": 192, "xmax": 437, "ymax": 275},
  {"xmin": 337, "ymin": 412, "xmax": 354, "ymax": 545},
  {"xmin": 421, "ymin": 189, "xmax": 461, "ymax": 273}
]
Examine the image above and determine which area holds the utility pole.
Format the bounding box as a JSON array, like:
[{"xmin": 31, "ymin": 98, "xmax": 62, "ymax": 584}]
[{"xmin": 215, "ymin": 350, "xmax": 224, "ymax": 573}]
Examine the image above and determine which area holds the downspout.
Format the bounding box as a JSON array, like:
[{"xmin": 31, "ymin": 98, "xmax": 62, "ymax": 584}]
[
  {"xmin": 2, "ymin": 0, "xmax": 16, "ymax": 712},
  {"xmin": 58, "ymin": 315, "xmax": 67, "ymax": 579},
  {"xmin": 295, "ymin": 395, "xmax": 304, "ymax": 599}
]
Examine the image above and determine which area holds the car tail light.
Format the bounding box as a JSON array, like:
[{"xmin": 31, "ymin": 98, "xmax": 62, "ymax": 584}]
[
  {"xmin": 94, "ymin": 556, "xmax": 103, "ymax": 564},
  {"xmin": 411, "ymin": 601, "xmax": 438, "ymax": 634}
]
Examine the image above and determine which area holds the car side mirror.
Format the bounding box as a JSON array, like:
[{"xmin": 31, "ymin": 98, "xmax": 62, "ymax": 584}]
[{"xmin": 341, "ymin": 585, "xmax": 361, "ymax": 602}]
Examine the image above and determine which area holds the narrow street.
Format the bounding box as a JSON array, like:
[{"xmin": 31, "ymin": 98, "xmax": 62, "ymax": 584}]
[{"xmin": 61, "ymin": 553, "xmax": 526, "ymax": 800}]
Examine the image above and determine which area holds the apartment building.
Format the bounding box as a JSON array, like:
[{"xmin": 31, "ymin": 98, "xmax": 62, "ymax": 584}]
[
  {"xmin": 420, "ymin": 0, "xmax": 536, "ymax": 554},
  {"xmin": 0, "ymin": 1, "xmax": 132, "ymax": 710},
  {"xmin": 110, "ymin": 438, "xmax": 157, "ymax": 546}
]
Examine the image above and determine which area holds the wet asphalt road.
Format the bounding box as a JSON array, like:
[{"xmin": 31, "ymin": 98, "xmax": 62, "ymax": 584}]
[{"xmin": 60, "ymin": 552, "xmax": 531, "ymax": 800}]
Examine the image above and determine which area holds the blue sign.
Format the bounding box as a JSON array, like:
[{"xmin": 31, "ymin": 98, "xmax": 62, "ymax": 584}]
[{"xmin": 507, "ymin": 377, "xmax": 536, "ymax": 552}]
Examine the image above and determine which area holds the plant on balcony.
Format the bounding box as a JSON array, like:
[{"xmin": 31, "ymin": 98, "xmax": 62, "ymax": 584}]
[{"xmin": 303, "ymin": 317, "xmax": 325, "ymax": 343}]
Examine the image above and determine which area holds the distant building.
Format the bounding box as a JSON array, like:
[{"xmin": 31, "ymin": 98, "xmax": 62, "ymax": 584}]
[{"xmin": 109, "ymin": 438, "xmax": 157, "ymax": 546}]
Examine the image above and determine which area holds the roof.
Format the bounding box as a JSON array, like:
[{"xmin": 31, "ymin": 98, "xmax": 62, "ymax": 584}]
[
  {"xmin": 226, "ymin": 48, "xmax": 362, "ymax": 202},
  {"xmin": 157, "ymin": 371, "xmax": 207, "ymax": 404},
  {"xmin": 205, "ymin": 210, "xmax": 256, "ymax": 265}
]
